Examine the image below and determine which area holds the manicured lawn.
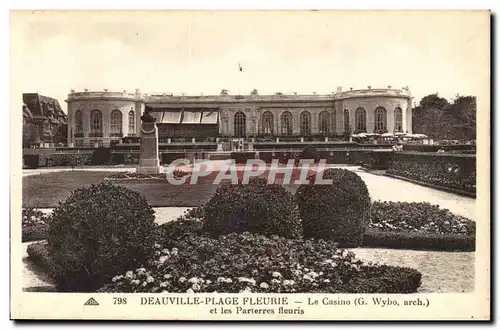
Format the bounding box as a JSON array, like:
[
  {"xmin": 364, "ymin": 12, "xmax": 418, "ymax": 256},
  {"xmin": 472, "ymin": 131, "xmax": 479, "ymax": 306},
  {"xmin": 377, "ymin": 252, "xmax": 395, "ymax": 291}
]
[
  {"xmin": 23, "ymin": 170, "xmax": 300, "ymax": 207},
  {"xmin": 23, "ymin": 171, "xmax": 121, "ymax": 208}
]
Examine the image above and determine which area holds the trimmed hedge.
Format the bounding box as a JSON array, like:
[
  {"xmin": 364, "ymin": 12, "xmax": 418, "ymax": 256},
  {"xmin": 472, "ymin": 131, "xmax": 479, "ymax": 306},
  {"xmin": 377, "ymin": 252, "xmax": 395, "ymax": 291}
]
[
  {"xmin": 90, "ymin": 147, "xmax": 112, "ymax": 165},
  {"xmin": 295, "ymin": 169, "xmax": 371, "ymax": 247},
  {"xmin": 27, "ymin": 241, "xmax": 54, "ymax": 275},
  {"xmin": 47, "ymin": 182, "xmax": 157, "ymax": 292},
  {"xmin": 203, "ymin": 177, "xmax": 303, "ymax": 238},
  {"xmin": 295, "ymin": 145, "xmax": 320, "ymax": 165},
  {"xmin": 99, "ymin": 232, "xmax": 422, "ymax": 293},
  {"xmin": 363, "ymin": 228, "xmax": 475, "ymax": 252}
]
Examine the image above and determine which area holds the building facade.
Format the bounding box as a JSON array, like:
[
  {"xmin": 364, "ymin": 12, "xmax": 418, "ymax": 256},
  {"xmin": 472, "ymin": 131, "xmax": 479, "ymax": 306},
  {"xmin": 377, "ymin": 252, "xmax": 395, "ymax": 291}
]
[
  {"xmin": 66, "ymin": 89, "xmax": 144, "ymax": 147},
  {"xmin": 66, "ymin": 87, "xmax": 412, "ymax": 147},
  {"xmin": 23, "ymin": 93, "xmax": 68, "ymax": 148}
]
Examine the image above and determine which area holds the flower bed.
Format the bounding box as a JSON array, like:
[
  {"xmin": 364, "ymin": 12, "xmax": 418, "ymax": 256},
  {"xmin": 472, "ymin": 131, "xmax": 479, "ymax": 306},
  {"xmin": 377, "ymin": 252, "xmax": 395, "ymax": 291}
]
[
  {"xmin": 370, "ymin": 201, "xmax": 475, "ymax": 236},
  {"xmin": 366, "ymin": 201, "xmax": 475, "ymax": 251},
  {"xmin": 22, "ymin": 208, "xmax": 49, "ymax": 242},
  {"xmin": 105, "ymin": 172, "xmax": 169, "ymax": 180},
  {"xmin": 386, "ymin": 153, "xmax": 476, "ymax": 195},
  {"xmin": 99, "ymin": 232, "xmax": 422, "ymax": 293}
]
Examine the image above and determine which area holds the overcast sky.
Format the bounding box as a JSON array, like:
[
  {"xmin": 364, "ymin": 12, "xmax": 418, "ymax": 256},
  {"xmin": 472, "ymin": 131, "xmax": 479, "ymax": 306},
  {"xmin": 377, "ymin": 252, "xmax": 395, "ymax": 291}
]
[{"xmin": 10, "ymin": 10, "xmax": 489, "ymax": 112}]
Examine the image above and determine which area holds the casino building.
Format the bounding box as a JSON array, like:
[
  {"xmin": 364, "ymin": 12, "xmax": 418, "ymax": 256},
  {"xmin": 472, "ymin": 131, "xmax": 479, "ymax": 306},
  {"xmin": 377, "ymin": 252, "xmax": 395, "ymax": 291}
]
[{"xmin": 65, "ymin": 86, "xmax": 413, "ymax": 147}]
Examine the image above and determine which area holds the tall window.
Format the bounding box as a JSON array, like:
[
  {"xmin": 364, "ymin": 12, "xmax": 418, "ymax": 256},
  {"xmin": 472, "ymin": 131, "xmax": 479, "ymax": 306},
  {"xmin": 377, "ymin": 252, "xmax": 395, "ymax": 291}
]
[
  {"xmin": 234, "ymin": 111, "xmax": 246, "ymax": 137},
  {"xmin": 90, "ymin": 109, "xmax": 102, "ymax": 134},
  {"xmin": 343, "ymin": 109, "xmax": 350, "ymax": 132},
  {"xmin": 355, "ymin": 107, "xmax": 367, "ymax": 132},
  {"xmin": 374, "ymin": 107, "xmax": 387, "ymax": 131},
  {"xmin": 281, "ymin": 111, "xmax": 293, "ymax": 136},
  {"xmin": 318, "ymin": 111, "xmax": 330, "ymax": 135},
  {"xmin": 394, "ymin": 107, "xmax": 403, "ymax": 132},
  {"xmin": 300, "ymin": 111, "xmax": 311, "ymax": 136},
  {"xmin": 128, "ymin": 110, "xmax": 135, "ymax": 134},
  {"xmin": 262, "ymin": 111, "xmax": 274, "ymax": 135},
  {"xmin": 110, "ymin": 110, "xmax": 123, "ymax": 135},
  {"xmin": 332, "ymin": 110, "xmax": 336, "ymax": 133},
  {"xmin": 74, "ymin": 110, "xmax": 83, "ymax": 133}
]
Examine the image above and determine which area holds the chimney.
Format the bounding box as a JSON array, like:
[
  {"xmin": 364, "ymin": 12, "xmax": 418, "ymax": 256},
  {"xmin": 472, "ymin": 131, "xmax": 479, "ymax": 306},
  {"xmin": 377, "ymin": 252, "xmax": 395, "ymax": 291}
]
[
  {"xmin": 104, "ymin": 89, "xmax": 108, "ymax": 92},
  {"xmin": 84, "ymin": 89, "xmax": 88, "ymax": 92},
  {"xmin": 368, "ymin": 86, "xmax": 371, "ymax": 89}
]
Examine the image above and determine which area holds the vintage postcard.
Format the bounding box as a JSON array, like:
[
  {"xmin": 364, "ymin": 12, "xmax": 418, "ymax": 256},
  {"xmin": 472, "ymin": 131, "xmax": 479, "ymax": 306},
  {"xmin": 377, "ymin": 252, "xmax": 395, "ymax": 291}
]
[{"xmin": 10, "ymin": 10, "xmax": 490, "ymax": 320}]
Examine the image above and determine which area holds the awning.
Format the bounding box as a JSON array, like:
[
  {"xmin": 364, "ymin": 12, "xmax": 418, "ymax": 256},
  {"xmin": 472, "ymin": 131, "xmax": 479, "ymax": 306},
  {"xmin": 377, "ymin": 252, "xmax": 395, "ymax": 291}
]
[
  {"xmin": 150, "ymin": 111, "xmax": 164, "ymax": 122},
  {"xmin": 201, "ymin": 111, "xmax": 219, "ymax": 124},
  {"xmin": 182, "ymin": 110, "xmax": 202, "ymax": 124},
  {"xmin": 161, "ymin": 111, "xmax": 181, "ymax": 123}
]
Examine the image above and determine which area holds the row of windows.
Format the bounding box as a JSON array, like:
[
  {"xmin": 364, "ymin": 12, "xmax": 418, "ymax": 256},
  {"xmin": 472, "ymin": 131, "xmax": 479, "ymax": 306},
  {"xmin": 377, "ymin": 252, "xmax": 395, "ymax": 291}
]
[
  {"xmin": 344, "ymin": 107, "xmax": 403, "ymax": 133},
  {"xmin": 74, "ymin": 109, "xmax": 135, "ymax": 134},
  {"xmin": 234, "ymin": 107, "xmax": 403, "ymax": 137}
]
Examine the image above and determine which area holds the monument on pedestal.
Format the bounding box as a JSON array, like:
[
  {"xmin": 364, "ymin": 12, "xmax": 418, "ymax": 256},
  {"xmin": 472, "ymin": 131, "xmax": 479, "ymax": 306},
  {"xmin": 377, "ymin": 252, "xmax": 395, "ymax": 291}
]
[{"xmin": 137, "ymin": 107, "xmax": 162, "ymax": 174}]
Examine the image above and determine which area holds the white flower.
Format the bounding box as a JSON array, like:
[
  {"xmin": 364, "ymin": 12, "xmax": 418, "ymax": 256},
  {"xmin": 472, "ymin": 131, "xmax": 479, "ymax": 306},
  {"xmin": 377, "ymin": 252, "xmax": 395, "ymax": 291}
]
[
  {"xmin": 146, "ymin": 276, "xmax": 155, "ymax": 283},
  {"xmin": 192, "ymin": 283, "xmax": 201, "ymax": 291},
  {"xmin": 125, "ymin": 271, "xmax": 134, "ymax": 279},
  {"xmin": 217, "ymin": 277, "xmax": 225, "ymax": 283},
  {"xmin": 159, "ymin": 256, "xmax": 169, "ymax": 264},
  {"xmin": 186, "ymin": 288, "xmax": 194, "ymax": 293},
  {"xmin": 164, "ymin": 274, "xmax": 172, "ymax": 279},
  {"xmin": 161, "ymin": 248, "xmax": 170, "ymax": 254},
  {"xmin": 154, "ymin": 243, "xmax": 161, "ymax": 249},
  {"xmin": 240, "ymin": 287, "xmax": 252, "ymax": 293},
  {"xmin": 260, "ymin": 282, "xmax": 269, "ymax": 289},
  {"xmin": 188, "ymin": 277, "xmax": 199, "ymax": 284},
  {"xmin": 323, "ymin": 279, "xmax": 331, "ymax": 283},
  {"xmin": 283, "ymin": 280, "xmax": 295, "ymax": 286},
  {"xmin": 112, "ymin": 276, "xmax": 119, "ymax": 283},
  {"xmin": 304, "ymin": 268, "xmax": 310, "ymax": 272},
  {"xmin": 226, "ymin": 278, "xmax": 233, "ymax": 283},
  {"xmin": 141, "ymin": 281, "xmax": 148, "ymax": 287},
  {"xmin": 272, "ymin": 271, "xmax": 281, "ymax": 278},
  {"xmin": 179, "ymin": 277, "xmax": 187, "ymax": 283},
  {"xmin": 160, "ymin": 281, "xmax": 168, "ymax": 287},
  {"xmin": 271, "ymin": 279, "xmax": 280, "ymax": 284},
  {"xmin": 206, "ymin": 280, "xmax": 212, "ymax": 285},
  {"xmin": 131, "ymin": 279, "xmax": 140, "ymax": 285}
]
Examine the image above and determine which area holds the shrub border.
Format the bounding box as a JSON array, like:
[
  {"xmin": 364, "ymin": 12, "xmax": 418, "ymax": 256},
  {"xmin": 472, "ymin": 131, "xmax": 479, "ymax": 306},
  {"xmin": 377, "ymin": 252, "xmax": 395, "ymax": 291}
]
[{"xmin": 362, "ymin": 228, "xmax": 475, "ymax": 252}]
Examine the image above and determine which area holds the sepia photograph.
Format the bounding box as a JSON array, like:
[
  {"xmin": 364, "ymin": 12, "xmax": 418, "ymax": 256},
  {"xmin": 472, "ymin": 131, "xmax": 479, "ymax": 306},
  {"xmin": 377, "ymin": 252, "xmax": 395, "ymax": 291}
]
[{"xmin": 10, "ymin": 9, "xmax": 490, "ymax": 320}]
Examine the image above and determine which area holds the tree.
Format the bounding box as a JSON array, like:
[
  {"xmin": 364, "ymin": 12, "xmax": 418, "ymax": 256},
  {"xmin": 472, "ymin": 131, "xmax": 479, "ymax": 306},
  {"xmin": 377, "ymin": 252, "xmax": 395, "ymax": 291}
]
[
  {"xmin": 412, "ymin": 93, "xmax": 476, "ymax": 141},
  {"xmin": 412, "ymin": 93, "xmax": 450, "ymax": 139}
]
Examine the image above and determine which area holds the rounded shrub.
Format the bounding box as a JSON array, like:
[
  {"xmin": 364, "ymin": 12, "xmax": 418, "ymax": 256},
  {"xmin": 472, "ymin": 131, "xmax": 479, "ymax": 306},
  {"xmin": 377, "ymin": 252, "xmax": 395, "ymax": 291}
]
[
  {"xmin": 203, "ymin": 177, "xmax": 303, "ymax": 238},
  {"xmin": 295, "ymin": 145, "xmax": 319, "ymax": 165},
  {"xmin": 295, "ymin": 168, "xmax": 371, "ymax": 247},
  {"xmin": 90, "ymin": 147, "xmax": 112, "ymax": 165},
  {"xmin": 47, "ymin": 182, "xmax": 157, "ymax": 292}
]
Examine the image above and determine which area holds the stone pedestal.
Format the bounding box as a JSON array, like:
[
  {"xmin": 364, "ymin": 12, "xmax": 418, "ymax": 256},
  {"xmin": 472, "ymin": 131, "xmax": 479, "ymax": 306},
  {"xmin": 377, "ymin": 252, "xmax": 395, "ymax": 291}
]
[
  {"xmin": 300, "ymin": 137, "xmax": 304, "ymax": 142},
  {"xmin": 137, "ymin": 122, "xmax": 162, "ymax": 174},
  {"xmin": 325, "ymin": 137, "xmax": 329, "ymax": 142},
  {"xmin": 217, "ymin": 143, "xmax": 223, "ymax": 151}
]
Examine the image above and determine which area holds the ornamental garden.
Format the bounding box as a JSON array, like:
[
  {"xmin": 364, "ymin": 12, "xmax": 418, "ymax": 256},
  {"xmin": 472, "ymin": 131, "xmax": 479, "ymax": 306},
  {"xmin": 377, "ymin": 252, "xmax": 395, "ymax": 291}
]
[{"xmin": 23, "ymin": 149, "xmax": 476, "ymax": 293}]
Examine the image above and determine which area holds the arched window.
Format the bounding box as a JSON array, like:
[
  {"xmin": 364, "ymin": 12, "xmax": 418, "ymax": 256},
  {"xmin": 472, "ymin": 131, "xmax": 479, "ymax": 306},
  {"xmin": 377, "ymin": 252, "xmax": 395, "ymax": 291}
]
[
  {"xmin": 374, "ymin": 107, "xmax": 387, "ymax": 131},
  {"xmin": 128, "ymin": 110, "xmax": 135, "ymax": 134},
  {"xmin": 262, "ymin": 111, "xmax": 274, "ymax": 135},
  {"xmin": 281, "ymin": 111, "xmax": 293, "ymax": 136},
  {"xmin": 355, "ymin": 107, "xmax": 367, "ymax": 132},
  {"xmin": 110, "ymin": 110, "xmax": 123, "ymax": 135},
  {"xmin": 300, "ymin": 111, "xmax": 311, "ymax": 136},
  {"xmin": 394, "ymin": 107, "xmax": 403, "ymax": 132},
  {"xmin": 74, "ymin": 110, "xmax": 83, "ymax": 133},
  {"xmin": 90, "ymin": 109, "xmax": 102, "ymax": 135},
  {"xmin": 234, "ymin": 111, "xmax": 246, "ymax": 137},
  {"xmin": 343, "ymin": 109, "xmax": 350, "ymax": 132},
  {"xmin": 318, "ymin": 111, "xmax": 330, "ymax": 135}
]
